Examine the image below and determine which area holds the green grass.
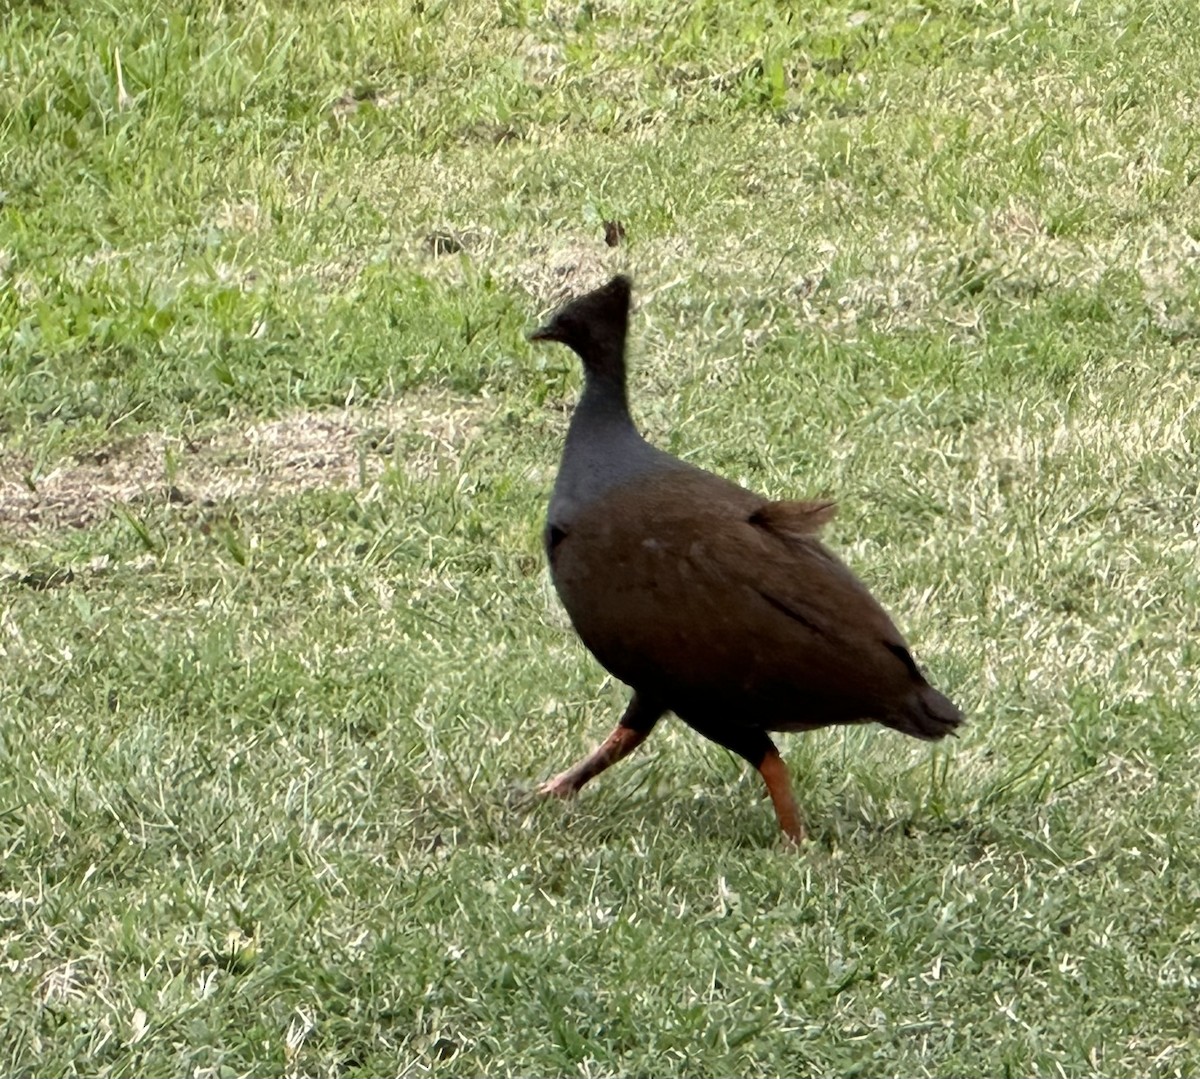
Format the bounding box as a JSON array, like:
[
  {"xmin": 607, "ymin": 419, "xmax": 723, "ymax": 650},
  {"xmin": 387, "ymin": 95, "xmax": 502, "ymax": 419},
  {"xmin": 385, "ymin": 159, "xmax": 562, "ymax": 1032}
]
[{"xmin": 3, "ymin": 0, "xmax": 1200, "ymax": 1074}]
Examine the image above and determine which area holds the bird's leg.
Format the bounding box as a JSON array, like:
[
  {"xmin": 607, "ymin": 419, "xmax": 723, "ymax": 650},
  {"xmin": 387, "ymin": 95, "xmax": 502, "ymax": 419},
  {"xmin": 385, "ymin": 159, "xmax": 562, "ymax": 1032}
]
[
  {"xmin": 757, "ymin": 745, "xmax": 807, "ymax": 846},
  {"xmin": 538, "ymin": 693, "xmax": 664, "ymax": 798},
  {"xmin": 694, "ymin": 725, "xmax": 807, "ymax": 846}
]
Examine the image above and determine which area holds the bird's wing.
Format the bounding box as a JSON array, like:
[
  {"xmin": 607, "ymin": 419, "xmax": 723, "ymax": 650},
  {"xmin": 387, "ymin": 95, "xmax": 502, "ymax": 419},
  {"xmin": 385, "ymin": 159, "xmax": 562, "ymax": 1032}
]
[{"xmin": 551, "ymin": 474, "xmax": 918, "ymax": 725}]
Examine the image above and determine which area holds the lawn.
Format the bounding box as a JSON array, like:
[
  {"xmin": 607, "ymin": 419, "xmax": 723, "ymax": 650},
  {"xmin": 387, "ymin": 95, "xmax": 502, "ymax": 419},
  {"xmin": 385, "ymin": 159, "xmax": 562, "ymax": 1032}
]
[{"xmin": 1, "ymin": 0, "xmax": 1199, "ymax": 1075}]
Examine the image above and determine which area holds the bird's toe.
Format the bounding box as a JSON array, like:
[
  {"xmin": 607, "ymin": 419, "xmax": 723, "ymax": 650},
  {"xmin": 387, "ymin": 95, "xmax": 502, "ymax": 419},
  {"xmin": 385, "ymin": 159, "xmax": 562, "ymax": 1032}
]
[{"xmin": 537, "ymin": 773, "xmax": 580, "ymax": 799}]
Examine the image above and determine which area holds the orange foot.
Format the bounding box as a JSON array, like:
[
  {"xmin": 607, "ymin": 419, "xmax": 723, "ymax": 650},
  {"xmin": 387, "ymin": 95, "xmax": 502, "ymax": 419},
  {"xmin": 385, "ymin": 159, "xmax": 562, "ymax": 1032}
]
[{"xmin": 537, "ymin": 772, "xmax": 579, "ymax": 799}]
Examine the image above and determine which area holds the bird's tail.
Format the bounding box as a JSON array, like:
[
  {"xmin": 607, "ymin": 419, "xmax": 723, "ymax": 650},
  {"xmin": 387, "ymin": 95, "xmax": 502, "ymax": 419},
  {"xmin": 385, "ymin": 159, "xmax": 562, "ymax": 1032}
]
[{"xmin": 883, "ymin": 684, "xmax": 963, "ymax": 741}]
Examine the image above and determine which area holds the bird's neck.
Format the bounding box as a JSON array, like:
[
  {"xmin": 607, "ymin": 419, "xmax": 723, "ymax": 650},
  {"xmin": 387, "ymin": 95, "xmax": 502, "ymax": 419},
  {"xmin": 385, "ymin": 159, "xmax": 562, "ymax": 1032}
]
[
  {"xmin": 552, "ymin": 343, "xmax": 654, "ymax": 517},
  {"xmin": 559, "ymin": 364, "xmax": 643, "ymax": 492},
  {"xmin": 574, "ymin": 334, "xmax": 631, "ymax": 418},
  {"xmin": 575, "ymin": 365, "xmax": 633, "ymax": 430}
]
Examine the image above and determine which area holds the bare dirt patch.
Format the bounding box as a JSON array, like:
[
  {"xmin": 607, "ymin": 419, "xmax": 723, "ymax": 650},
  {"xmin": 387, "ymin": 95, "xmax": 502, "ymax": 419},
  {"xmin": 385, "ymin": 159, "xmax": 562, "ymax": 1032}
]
[{"xmin": 0, "ymin": 392, "xmax": 491, "ymax": 537}]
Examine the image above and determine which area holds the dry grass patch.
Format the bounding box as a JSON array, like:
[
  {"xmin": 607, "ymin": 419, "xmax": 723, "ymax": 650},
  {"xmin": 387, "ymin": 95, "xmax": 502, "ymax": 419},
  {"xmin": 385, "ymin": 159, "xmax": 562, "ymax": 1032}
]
[{"xmin": 0, "ymin": 392, "xmax": 492, "ymax": 536}]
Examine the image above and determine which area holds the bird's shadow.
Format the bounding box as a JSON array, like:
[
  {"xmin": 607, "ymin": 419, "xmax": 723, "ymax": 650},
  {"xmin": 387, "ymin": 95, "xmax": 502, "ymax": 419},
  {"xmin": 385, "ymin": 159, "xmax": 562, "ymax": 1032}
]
[
  {"xmin": 497, "ymin": 764, "xmax": 993, "ymax": 858},
  {"xmin": 393, "ymin": 743, "xmax": 1002, "ymax": 862}
]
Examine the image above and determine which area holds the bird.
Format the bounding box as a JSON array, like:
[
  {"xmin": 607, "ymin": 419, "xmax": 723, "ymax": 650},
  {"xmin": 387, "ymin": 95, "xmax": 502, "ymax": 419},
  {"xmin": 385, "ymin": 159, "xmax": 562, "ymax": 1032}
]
[{"xmin": 528, "ymin": 275, "xmax": 962, "ymax": 845}]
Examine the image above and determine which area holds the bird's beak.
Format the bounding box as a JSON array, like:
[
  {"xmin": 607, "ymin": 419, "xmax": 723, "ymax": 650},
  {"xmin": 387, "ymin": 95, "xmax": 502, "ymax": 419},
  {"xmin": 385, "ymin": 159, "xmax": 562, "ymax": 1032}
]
[{"xmin": 528, "ymin": 323, "xmax": 559, "ymax": 343}]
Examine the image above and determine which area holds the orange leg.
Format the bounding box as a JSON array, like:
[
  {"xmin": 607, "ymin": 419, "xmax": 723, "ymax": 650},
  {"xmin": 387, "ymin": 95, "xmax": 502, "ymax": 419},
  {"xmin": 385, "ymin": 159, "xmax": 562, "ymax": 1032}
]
[
  {"xmin": 758, "ymin": 747, "xmax": 806, "ymax": 845},
  {"xmin": 539, "ymin": 693, "xmax": 663, "ymax": 798}
]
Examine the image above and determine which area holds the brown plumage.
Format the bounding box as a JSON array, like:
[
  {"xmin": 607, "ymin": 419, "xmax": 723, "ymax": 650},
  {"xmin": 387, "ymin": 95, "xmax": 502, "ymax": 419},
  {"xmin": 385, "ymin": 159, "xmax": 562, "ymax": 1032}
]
[{"xmin": 529, "ymin": 275, "xmax": 962, "ymax": 844}]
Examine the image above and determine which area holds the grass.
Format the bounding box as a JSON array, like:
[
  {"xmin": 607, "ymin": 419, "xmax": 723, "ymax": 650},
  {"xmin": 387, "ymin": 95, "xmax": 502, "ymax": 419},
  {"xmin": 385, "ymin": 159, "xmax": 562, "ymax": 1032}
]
[{"xmin": 2, "ymin": 0, "xmax": 1199, "ymax": 1074}]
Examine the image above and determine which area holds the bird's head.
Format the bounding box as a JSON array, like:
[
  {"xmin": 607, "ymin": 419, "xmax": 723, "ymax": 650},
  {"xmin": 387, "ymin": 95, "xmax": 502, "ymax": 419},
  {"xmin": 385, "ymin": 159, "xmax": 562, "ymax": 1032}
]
[{"xmin": 529, "ymin": 275, "xmax": 632, "ymax": 374}]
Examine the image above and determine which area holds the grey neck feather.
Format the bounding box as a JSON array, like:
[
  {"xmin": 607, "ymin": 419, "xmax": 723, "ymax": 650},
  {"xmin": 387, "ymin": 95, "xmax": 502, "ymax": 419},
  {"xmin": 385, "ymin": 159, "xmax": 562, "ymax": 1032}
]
[{"xmin": 549, "ymin": 364, "xmax": 666, "ymax": 522}]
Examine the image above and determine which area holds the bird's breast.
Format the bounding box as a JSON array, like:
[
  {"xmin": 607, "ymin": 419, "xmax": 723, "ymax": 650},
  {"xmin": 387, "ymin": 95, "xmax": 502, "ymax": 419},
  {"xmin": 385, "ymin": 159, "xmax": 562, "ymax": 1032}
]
[{"xmin": 543, "ymin": 520, "xmax": 569, "ymax": 567}]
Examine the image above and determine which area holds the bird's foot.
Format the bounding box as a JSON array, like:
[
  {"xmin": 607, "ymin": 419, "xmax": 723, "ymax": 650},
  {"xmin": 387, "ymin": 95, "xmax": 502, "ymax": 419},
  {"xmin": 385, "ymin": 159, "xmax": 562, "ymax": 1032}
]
[
  {"xmin": 537, "ymin": 772, "xmax": 580, "ymax": 799},
  {"xmin": 781, "ymin": 826, "xmax": 806, "ymax": 851}
]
